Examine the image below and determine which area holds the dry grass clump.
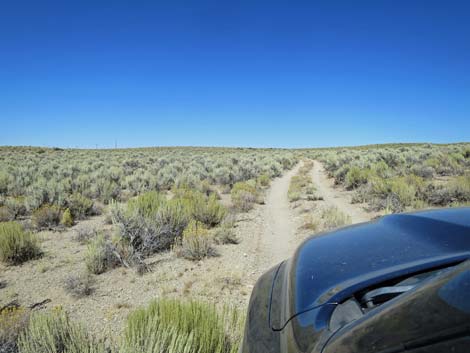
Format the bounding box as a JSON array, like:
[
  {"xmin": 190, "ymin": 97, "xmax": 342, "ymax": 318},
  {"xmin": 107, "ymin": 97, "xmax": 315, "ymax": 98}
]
[
  {"xmin": 175, "ymin": 220, "xmax": 217, "ymax": 261},
  {"xmin": 32, "ymin": 204, "xmax": 61, "ymax": 229},
  {"xmin": 121, "ymin": 299, "xmax": 244, "ymax": 353},
  {"xmin": 18, "ymin": 308, "xmax": 108, "ymax": 353},
  {"xmin": 231, "ymin": 181, "xmax": 260, "ymax": 211},
  {"xmin": 63, "ymin": 273, "xmax": 94, "ymax": 298},
  {"xmin": 213, "ymin": 223, "xmax": 239, "ymax": 245},
  {"xmin": 0, "ymin": 222, "xmax": 41, "ymax": 265},
  {"xmin": 74, "ymin": 225, "xmax": 98, "ymax": 244},
  {"xmin": 0, "ymin": 306, "xmax": 30, "ymax": 353},
  {"xmin": 85, "ymin": 233, "xmax": 120, "ymax": 275},
  {"xmin": 300, "ymin": 214, "xmax": 320, "ymax": 232},
  {"xmin": 321, "ymin": 206, "xmax": 352, "ymax": 230}
]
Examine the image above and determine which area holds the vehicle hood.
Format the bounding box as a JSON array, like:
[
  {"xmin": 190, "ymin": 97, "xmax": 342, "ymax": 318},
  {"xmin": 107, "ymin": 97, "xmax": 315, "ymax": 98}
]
[{"xmin": 292, "ymin": 207, "xmax": 470, "ymax": 319}]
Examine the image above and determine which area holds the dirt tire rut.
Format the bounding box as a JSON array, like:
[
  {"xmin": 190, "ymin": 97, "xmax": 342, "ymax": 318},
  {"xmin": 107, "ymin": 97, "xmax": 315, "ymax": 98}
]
[{"xmin": 255, "ymin": 163, "xmax": 302, "ymax": 271}]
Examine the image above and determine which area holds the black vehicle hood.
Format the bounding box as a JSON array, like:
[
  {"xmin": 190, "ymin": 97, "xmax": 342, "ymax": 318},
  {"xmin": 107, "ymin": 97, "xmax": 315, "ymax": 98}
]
[{"xmin": 292, "ymin": 207, "xmax": 470, "ymax": 323}]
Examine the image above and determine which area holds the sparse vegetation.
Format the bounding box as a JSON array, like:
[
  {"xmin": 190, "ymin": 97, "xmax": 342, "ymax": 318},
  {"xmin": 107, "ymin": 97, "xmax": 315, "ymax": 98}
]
[
  {"xmin": 231, "ymin": 181, "xmax": 260, "ymax": 211},
  {"xmin": 63, "ymin": 273, "xmax": 94, "ymax": 298},
  {"xmin": 121, "ymin": 299, "xmax": 244, "ymax": 353},
  {"xmin": 85, "ymin": 233, "xmax": 119, "ymax": 274},
  {"xmin": 213, "ymin": 223, "xmax": 239, "ymax": 245},
  {"xmin": 317, "ymin": 143, "xmax": 470, "ymax": 213},
  {"xmin": 0, "ymin": 307, "xmax": 29, "ymax": 353},
  {"xmin": 176, "ymin": 220, "xmax": 217, "ymax": 261},
  {"xmin": 0, "ymin": 146, "xmax": 296, "ymax": 220},
  {"xmin": 191, "ymin": 193, "xmax": 227, "ymax": 227},
  {"xmin": 18, "ymin": 309, "xmax": 108, "ymax": 353},
  {"xmin": 0, "ymin": 222, "xmax": 41, "ymax": 265},
  {"xmin": 111, "ymin": 193, "xmax": 190, "ymax": 256},
  {"xmin": 66, "ymin": 193, "xmax": 94, "ymax": 220},
  {"xmin": 5, "ymin": 299, "xmax": 244, "ymax": 353},
  {"xmin": 288, "ymin": 160, "xmax": 319, "ymax": 202},
  {"xmin": 74, "ymin": 225, "xmax": 98, "ymax": 244},
  {"xmin": 32, "ymin": 204, "xmax": 61, "ymax": 229},
  {"xmin": 321, "ymin": 206, "xmax": 352, "ymax": 230},
  {"xmin": 300, "ymin": 214, "xmax": 320, "ymax": 232},
  {"xmin": 1, "ymin": 143, "xmax": 469, "ymax": 352},
  {"xmin": 60, "ymin": 208, "xmax": 74, "ymax": 227}
]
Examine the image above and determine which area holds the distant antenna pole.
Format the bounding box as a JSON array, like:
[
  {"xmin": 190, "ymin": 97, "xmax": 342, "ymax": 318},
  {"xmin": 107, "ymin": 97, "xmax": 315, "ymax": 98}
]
[{"xmin": 115, "ymin": 140, "xmax": 117, "ymax": 149}]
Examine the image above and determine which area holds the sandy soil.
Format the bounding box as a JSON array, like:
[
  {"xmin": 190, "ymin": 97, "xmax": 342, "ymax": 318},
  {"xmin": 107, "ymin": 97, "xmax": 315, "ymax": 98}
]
[
  {"xmin": 0, "ymin": 160, "xmax": 374, "ymax": 338},
  {"xmin": 255, "ymin": 163, "xmax": 302, "ymax": 271}
]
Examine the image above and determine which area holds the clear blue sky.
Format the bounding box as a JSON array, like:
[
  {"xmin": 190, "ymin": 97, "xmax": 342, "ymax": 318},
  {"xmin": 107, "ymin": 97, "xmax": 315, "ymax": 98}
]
[{"xmin": 1, "ymin": 0, "xmax": 469, "ymax": 148}]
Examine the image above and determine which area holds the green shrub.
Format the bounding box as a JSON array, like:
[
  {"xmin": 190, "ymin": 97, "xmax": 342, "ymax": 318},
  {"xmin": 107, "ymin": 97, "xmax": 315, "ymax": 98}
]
[
  {"xmin": 321, "ymin": 207, "xmax": 352, "ymax": 230},
  {"xmin": 191, "ymin": 194, "xmax": 226, "ymax": 227},
  {"xmin": 257, "ymin": 174, "xmax": 270, "ymax": 187},
  {"xmin": 0, "ymin": 222, "xmax": 41, "ymax": 265},
  {"xmin": 464, "ymin": 148, "xmax": 470, "ymax": 159},
  {"xmin": 18, "ymin": 309, "xmax": 108, "ymax": 353},
  {"xmin": 411, "ymin": 165, "xmax": 435, "ymax": 179},
  {"xmin": 345, "ymin": 167, "xmax": 372, "ymax": 190},
  {"xmin": 372, "ymin": 161, "xmax": 392, "ymax": 179},
  {"xmin": 366, "ymin": 176, "xmax": 422, "ymax": 212},
  {"xmin": 389, "ymin": 178, "xmax": 417, "ymax": 208},
  {"xmin": 155, "ymin": 199, "xmax": 190, "ymax": 246},
  {"xmin": 127, "ymin": 191, "xmax": 165, "ymax": 218},
  {"xmin": 121, "ymin": 299, "xmax": 244, "ymax": 353},
  {"xmin": 450, "ymin": 175, "xmax": 470, "ymax": 201},
  {"xmin": 32, "ymin": 204, "xmax": 61, "ymax": 229},
  {"xmin": 174, "ymin": 188, "xmax": 225, "ymax": 227},
  {"xmin": 426, "ymin": 175, "xmax": 470, "ymax": 206},
  {"xmin": 85, "ymin": 234, "xmax": 119, "ymax": 275},
  {"xmin": 231, "ymin": 182, "xmax": 259, "ymax": 211},
  {"xmin": 176, "ymin": 221, "xmax": 216, "ymax": 261},
  {"xmin": 60, "ymin": 208, "xmax": 74, "ymax": 227},
  {"xmin": 95, "ymin": 180, "xmax": 121, "ymax": 204},
  {"xmin": 66, "ymin": 193, "xmax": 94, "ymax": 219}
]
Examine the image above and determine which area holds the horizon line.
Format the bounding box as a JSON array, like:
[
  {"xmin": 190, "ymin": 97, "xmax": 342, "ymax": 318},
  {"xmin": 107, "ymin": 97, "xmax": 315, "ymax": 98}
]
[{"xmin": 1, "ymin": 141, "xmax": 469, "ymax": 151}]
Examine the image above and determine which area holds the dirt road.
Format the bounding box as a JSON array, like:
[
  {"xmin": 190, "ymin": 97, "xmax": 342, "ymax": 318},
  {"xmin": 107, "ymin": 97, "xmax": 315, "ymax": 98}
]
[
  {"xmin": 255, "ymin": 163, "xmax": 302, "ymax": 271},
  {"xmin": 311, "ymin": 160, "xmax": 373, "ymax": 224}
]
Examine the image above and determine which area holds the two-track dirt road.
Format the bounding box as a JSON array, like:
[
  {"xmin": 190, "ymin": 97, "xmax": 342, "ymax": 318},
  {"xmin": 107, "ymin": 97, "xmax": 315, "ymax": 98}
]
[{"xmin": 255, "ymin": 160, "xmax": 373, "ymax": 271}]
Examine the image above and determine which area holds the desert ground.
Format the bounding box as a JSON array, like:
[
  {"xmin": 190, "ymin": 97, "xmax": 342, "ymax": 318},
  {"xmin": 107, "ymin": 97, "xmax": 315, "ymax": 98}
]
[{"xmin": 1, "ymin": 144, "xmax": 469, "ymax": 352}]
